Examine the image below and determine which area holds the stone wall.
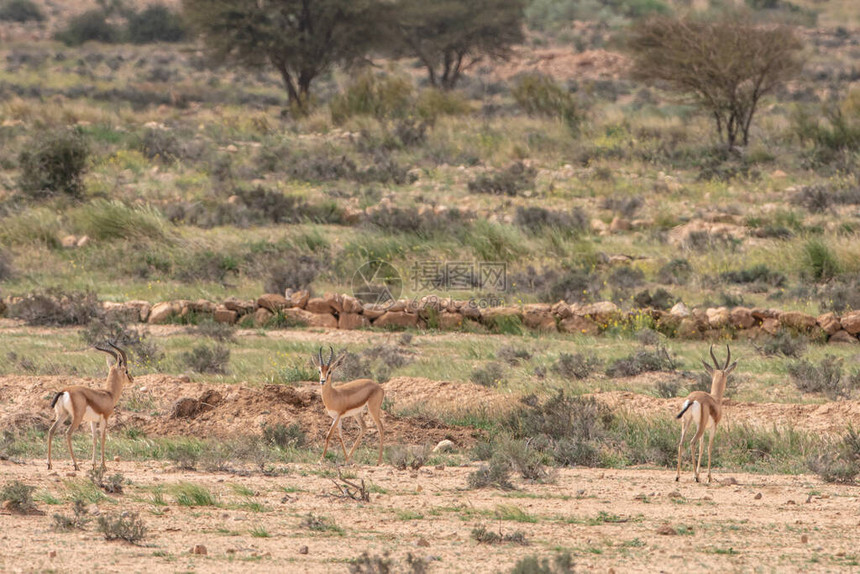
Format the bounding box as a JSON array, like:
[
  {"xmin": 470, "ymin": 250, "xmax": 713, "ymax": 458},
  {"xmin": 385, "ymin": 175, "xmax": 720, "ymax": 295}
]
[{"xmin": 6, "ymin": 291, "xmax": 854, "ymax": 345}]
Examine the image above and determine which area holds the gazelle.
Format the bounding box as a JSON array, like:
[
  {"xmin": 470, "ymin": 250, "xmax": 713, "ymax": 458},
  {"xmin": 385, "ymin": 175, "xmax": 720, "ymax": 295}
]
[
  {"xmin": 312, "ymin": 346, "xmax": 385, "ymax": 465},
  {"xmin": 47, "ymin": 342, "xmax": 132, "ymax": 471},
  {"xmin": 675, "ymin": 344, "xmax": 737, "ymax": 483}
]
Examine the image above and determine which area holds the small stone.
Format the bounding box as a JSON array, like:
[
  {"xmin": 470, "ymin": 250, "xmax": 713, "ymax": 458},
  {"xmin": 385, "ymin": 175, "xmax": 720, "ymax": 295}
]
[
  {"xmin": 191, "ymin": 544, "xmax": 207, "ymax": 555},
  {"xmin": 49, "ymin": 551, "xmax": 57, "ymax": 559},
  {"xmin": 432, "ymin": 439, "xmax": 456, "ymax": 453},
  {"xmin": 417, "ymin": 538, "xmax": 430, "ymax": 547},
  {"xmin": 299, "ymin": 545, "xmax": 309, "ymax": 555},
  {"xmin": 416, "ymin": 485, "xmax": 423, "ymax": 493},
  {"xmin": 801, "ymin": 534, "xmax": 809, "ymax": 544},
  {"xmin": 226, "ymin": 548, "xmax": 236, "ymax": 554},
  {"xmin": 65, "ymin": 472, "xmax": 76, "ymax": 477},
  {"xmin": 668, "ymin": 491, "xmax": 683, "ymax": 499},
  {"xmin": 113, "ymin": 456, "xmax": 120, "ymax": 462},
  {"xmin": 754, "ymin": 492, "xmax": 762, "ymax": 500},
  {"xmin": 785, "ymin": 499, "xmax": 796, "ymax": 505},
  {"xmin": 656, "ymin": 524, "xmax": 677, "ymax": 536}
]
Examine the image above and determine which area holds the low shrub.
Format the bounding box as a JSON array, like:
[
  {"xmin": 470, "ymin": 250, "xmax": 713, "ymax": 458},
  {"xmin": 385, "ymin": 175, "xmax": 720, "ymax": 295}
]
[
  {"xmin": 73, "ymin": 200, "xmax": 168, "ymax": 242},
  {"xmin": 137, "ymin": 129, "xmax": 182, "ymax": 162},
  {"xmin": 10, "ymin": 288, "xmax": 101, "ymax": 326},
  {"xmin": 654, "ymin": 378, "xmax": 680, "ymax": 398},
  {"xmin": 551, "ymin": 352, "xmax": 601, "ymax": 380},
  {"xmin": 657, "ymin": 258, "xmax": 693, "ymax": 285},
  {"xmin": 415, "ymin": 88, "xmax": 471, "ymax": 122},
  {"xmin": 53, "ymin": 500, "xmax": 90, "ymax": 531},
  {"xmin": 349, "ymin": 551, "xmax": 429, "ymax": 574},
  {"xmin": 505, "ymin": 392, "xmax": 612, "ymax": 467},
  {"xmin": 468, "ymin": 162, "xmax": 536, "ymax": 196},
  {"xmin": 0, "ymin": 0, "xmax": 44, "ymax": 22},
  {"xmin": 606, "ymin": 345, "xmax": 676, "ymax": 378},
  {"xmin": 264, "ymin": 254, "xmax": 325, "ymax": 295},
  {"xmin": 509, "ymin": 552, "xmax": 575, "ymax": 574},
  {"xmin": 0, "ymin": 480, "xmax": 37, "ymax": 514},
  {"xmin": 0, "ymin": 249, "xmax": 12, "ymax": 281},
  {"xmin": 181, "ymin": 343, "xmax": 230, "ymax": 375},
  {"xmin": 807, "ymin": 427, "xmax": 860, "ymax": 484},
  {"xmin": 600, "ymin": 195, "xmax": 644, "ymax": 218},
  {"xmin": 514, "ymin": 206, "xmax": 588, "ymax": 236},
  {"xmin": 755, "ymin": 329, "xmax": 807, "ymax": 358},
  {"xmin": 471, "ymin": 525, "xmax": 529, "ymax": 545},
  {"xmin": 97, "ymin": 511, "xmax": 147, "ymax": 543},
  {"xmin": 467, "ymin": 458, "xmax": 514, "ymax": 490},
  {"xmin": 788, "ymin": 355, "xmax": 859, "ymax": 400},
  {"xmin": 803, "ymin": 239, "xmax": 841, "ymax": 281},
  {"xmin": 261, "ymin": 422, "xmax": 306, "ymax": 450},
  {"xmin": 496, "ymin": 345, "xmax": 532, "ymax": 365},
  {"xmin": 720, "ymin": 264, "xmax": 786, "ymax": 287},
  {"xmin": 55, "ymin": 10, "xmax": 120, "ymax": 46},
  {"xmin": 388, "ymin": 444, "xmax": 430, "ymax": 471},
  {"xmin": 88, "ymin": 468, "xmax": 124, "ymax": 494},
  {"xmin": 126, "ymin": 4, "xmax": 187, "ymax": 44},
  {"xmin": 329, "ymin": 72, "xmax": 413, "ymax": 124},
  {"xmin": 511, "ymin": 74, "xmax": 581, "ymax": 131},
  {"xmin": 18, "ymin": 129, "xmax": 90, "ymax": 199},
  {"xmin": 471, "ymin": 362, "xmax": 506, "ymax": 387},
  {"xmin": 193, "ymin": 319, "xmax": 236, "ymax": 343}
]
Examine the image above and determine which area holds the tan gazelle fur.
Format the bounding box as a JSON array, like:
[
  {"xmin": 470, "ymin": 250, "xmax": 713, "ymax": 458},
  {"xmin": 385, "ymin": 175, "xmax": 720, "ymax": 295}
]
[
  {"xmin": 675, "ymin": 344, "xmax": 738, "ymax": 483},
  {"xmin": 47, "ymin": 342, "xmax": 132, "ymax": 471},
  {"xmin": 313, "ymin": 346, "xmax": 385, "ymax": 465}
]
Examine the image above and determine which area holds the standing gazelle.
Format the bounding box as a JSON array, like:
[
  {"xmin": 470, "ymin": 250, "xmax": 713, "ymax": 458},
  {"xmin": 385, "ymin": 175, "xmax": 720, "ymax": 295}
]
[
  {"xmin": 47, "ymin": 342, "xmax": 132, "ymax": 471},
  {"xmin": 312, "ymin": 346, "xmax": 385, "ymax": 465},
  {"xmin": 675, "ymin": 344, "xmax": 738, "ymax": 483}
]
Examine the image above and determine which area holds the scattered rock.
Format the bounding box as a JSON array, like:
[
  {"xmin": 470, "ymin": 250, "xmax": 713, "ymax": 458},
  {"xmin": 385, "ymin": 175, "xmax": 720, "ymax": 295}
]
[
  {"xmin": 720, "ymin": 477, "xmax": 739, "ymax": 486},
  {"xmin": 254, "ymin": 307, "xmax": 274, "ymax": 326},
  {"xmin": 299, "ymin": 545, "xmax": 309, "ymax": 555},
  {"xmin": 257, "ymin": 293, "xmax": 289, "ymax": 312},
  {"xmin": 191, "ymin": 544, "xmax": 207, "ymax": 555},
  {"xmin": 432, "ymin": 439, "xmax": 456, "ymax": 453},
  {"xmin": 801, "ymin": 534, "xmax": 809, "ymax": 544},
  {"xmin": 213, "ymin": 306, "xmax": 238, "ymax": 324},
  {"xmin": 754, "ymin": 492, "xmax": 763, "ymax": 500},
  {"xmin": 48, "ymin": 550, "xmax": 57, "ymax": 559},
  {"xmin": 656, "ymin": 524, "xmax": 677, "ymax": 536},
  {"xmin": 779, "ymin": 311, "xmax": 817, "ymax": 332},
  {"xmin": 828, "ymin": 330, "xmax": 858, "ymax": 345},
  {"xmin": 374, "ymin": 311, "xmax": 419, "ymax": 329},
  {"xmin": 417, "ymin": 538, "xmax": 430, "ymax": 547}
]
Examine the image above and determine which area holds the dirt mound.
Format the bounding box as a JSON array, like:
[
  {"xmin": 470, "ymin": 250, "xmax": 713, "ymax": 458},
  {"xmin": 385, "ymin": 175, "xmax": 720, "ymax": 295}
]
[
  {"xmin": 382, "ymin": 376, "xmax": 512, "ymax": 416},
  {"xmin": 594, "ymin": 391, "xmax": 860, "ymax": 435},
  {"xmin": 0, "ymin": 375, "xmax": 478, "ymax": 447}
]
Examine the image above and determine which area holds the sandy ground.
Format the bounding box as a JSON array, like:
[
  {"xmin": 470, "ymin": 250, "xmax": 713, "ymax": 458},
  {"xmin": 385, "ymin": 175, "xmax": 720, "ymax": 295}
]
[{"xmin": 2, "ymin": 460, "xmax": 859, "ymax": 573}]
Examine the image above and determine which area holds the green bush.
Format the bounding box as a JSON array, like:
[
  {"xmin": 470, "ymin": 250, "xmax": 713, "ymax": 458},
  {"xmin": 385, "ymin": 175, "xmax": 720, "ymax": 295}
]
[
  {"xmin": 55, "ymin": 10, "xmax": 120, "ymax": 46},
  {"xmin": 471, "ymin": 362, "xmax": 507, "ymax": 387},
  {"xmin": 803, "ymin": 239, "xmax": 841, "ymax": 281},
  {"xmin": 0, "ymin": 0, "xmax": 44, "ymax": 22},
  {"xmin": 511, "ymin": 74, "xmax": 581, "ymax": 131},
  {"xmin": 0, "ymin": 480, "xmax": 37, "ymax": 514},
  {"xmin": 807, "ymin": 428, "xmax": 860, "ymax": 484},
  {"xmin": 10, "ymin": 288, "xmax": 101, "ymax": 326},
  {"xmin": 788, "ymin": 355, "xmax": 859, "ymax": 400},
  {"xmin": 72, "ymin": 200, "xmax": 168, "ymax": 242},
  {"xmin": 330, "ymin": 72, "xmax": 413, "ymax": 124},
  {"xmin": 126, "ymin": 4, "xmax": 187, "ymax": 44},
  {"xmin": 18, "ymin": 130, "xmax": 90, "ymax": 199},
  {"xmin": 606, "ymin": 345, "xmax": 676, "ymax": 378},
  {"xmin": 97, "ymin": 511, "xmax": 147, "ymax": 543},
  {"xmin": 551, "ymin": 353, "xmax": 601, "ymax": 380},
  {"xmin": 415, "ymin": 88, "xmax": 471, "ymax": 122},
  {"xmin": 510, "ymin": 552, "xmax": 575, "ymax": 574},
  {"xmin": 181, "ymin": 343, "xmax": 230, "ymax": 374}
]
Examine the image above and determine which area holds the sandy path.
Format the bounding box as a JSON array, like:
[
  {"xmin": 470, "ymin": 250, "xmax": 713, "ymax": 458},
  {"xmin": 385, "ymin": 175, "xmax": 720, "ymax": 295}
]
[{"xmin": 1, "ymin": 460, "xmax": 858, "ymax": 573}]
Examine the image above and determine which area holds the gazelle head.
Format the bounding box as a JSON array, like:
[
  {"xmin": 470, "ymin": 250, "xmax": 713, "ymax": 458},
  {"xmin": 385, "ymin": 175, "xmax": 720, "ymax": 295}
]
[
  {"xmin": 95, "ymin": 342, "xmax": 133, "ymax": 386},
  {"xmin": 312, "ymin": 346, "xmax": 344, "ymax": 385},
  {"xmin": 701, "ymin": 344, "xmax": 737, "ymax": 397}
]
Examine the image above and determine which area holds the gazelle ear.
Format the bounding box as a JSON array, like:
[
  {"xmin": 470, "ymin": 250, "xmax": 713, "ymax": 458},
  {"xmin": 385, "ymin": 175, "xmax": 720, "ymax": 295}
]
[
  {"xmin": 701, "ymin": 359, "xmax": 714, "ymax": 374},
  {"xmin": 724, "ymin": 361, "xmax": 738, "ymax": 375},
  {"xmin": 330, "ymin": 353, "xmax": 345, "ymax": 370}
]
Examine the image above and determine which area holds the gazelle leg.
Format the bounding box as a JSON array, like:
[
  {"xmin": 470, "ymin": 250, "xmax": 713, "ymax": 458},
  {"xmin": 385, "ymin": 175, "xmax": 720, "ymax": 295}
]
[
  {"xmin": 66, "ymin": 417, "xmax": 82, "ymax": 471},
  {"xmin": 90, "ymin": 421, "xmax": 98, "ymax": 468},
  {"xmin": 707, "ymin": 427, "xmax": 716, "ymax": 483},
  {"xmin": 368, "ymin": 404, "xmax": 385, "ymax": 466},
  {"xmin": 676, "ymin": 417, "xmax": 691, "ymax": 481},
  {"xmin": 347, "ymin": 414, "xmax": 368, "ymax": 462},
  {"xmin": 47, "ymin": 411, "xmax": 67, "ymax": 470},
  {"xmin": 320, "ymin": 415, "xmax": 340, "ymax": 462},
  {"xmin": 695, "ymin": 434, "xmax": 705, "ymax": 483},
  {"xmin": 336, "ymin": 418, "xmax": 349, "ymax": 460},
  {"xmin": 100, "ymin": 418, "xmax": 108, "ymax": 470}
]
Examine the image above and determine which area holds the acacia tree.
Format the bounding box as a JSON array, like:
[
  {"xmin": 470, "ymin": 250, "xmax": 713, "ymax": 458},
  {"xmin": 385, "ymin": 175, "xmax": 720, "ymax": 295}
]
[
  {"xmin": 629, "ymin": 14, "xmax": 803, "ymax": 148},
  {"xmin": 183, "ymin": 0, "xmax": 387, "ymax": 110},
  {"xmin": 393, "ymin": 0, "xmax": 525, "ymax": 90}
]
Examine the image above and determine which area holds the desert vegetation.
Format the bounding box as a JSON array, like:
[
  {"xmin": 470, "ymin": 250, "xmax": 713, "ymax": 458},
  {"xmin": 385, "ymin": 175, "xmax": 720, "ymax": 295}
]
[{"xmin": 1, "ymin": 0, "xmax": 860, "ymax": 571}]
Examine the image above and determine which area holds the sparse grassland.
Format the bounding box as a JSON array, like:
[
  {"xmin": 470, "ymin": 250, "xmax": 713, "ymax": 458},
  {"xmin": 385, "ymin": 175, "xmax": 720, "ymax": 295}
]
[{"xmin": 1, "ymin": 1, "xmax": 859, "ymax": 572}]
